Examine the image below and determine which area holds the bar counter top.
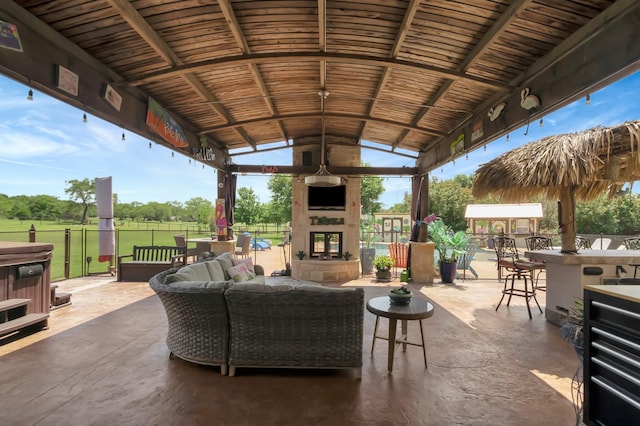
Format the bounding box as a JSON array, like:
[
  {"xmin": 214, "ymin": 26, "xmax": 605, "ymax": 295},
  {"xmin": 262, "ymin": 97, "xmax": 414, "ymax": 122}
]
[{"xmin": 524, "ymin": 249, "xmax": 640, "ymax": 265}]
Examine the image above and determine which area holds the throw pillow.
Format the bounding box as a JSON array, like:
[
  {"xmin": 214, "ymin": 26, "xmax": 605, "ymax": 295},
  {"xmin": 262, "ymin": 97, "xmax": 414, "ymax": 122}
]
[
  {"xmin": 227, "ymin": 263, "xmax": 255, "ymax": 282},
  {"xmin": 232, "ymin": 256, "xmax": 255, "ymax": 274}
]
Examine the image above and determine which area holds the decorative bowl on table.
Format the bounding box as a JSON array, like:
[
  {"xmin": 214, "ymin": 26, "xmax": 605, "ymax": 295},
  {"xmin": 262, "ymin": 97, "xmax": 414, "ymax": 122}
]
[{"xmin": 389, "ymin": 287, "xmax": 412, "ymax": 305}]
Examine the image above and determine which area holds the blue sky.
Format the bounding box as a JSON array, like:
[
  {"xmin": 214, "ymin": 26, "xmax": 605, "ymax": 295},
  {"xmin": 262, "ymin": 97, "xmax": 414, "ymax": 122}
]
[{"xmin": 1, "ymin": 71, "xmax": 639, "ymax": 208}]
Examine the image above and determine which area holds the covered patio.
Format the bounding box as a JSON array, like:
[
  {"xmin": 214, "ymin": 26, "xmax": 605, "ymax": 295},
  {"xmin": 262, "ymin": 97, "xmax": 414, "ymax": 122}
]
[{"xmin": 0, "ymin": 251, "xmax": 580, "ymax": 425}]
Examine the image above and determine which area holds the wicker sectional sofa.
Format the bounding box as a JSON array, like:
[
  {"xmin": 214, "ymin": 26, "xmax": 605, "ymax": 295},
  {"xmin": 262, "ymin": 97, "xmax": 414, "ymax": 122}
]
[{"xmin": 149, "ymin": 253, "xmax": 364, "ymax": 378}]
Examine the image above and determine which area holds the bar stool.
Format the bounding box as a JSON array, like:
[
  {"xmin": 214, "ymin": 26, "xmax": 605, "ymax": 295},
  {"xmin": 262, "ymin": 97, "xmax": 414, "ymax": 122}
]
[
  {"xmin": 623, "ymin": 237, "xmax": 640, "ymax": 278},
  {"xmin": 524, "ymin": 236, "xmax": 551, "ymax": 291},
  {"xmin": 493, "ymin": 236, "xmax": 544, "ymax": 319}
]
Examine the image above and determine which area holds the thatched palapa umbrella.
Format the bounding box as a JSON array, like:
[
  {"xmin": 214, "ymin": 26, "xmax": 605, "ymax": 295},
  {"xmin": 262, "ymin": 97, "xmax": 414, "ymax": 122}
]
[{"xmin": 473, "ymin": 120, "xmax": 640, "ymax": 253}]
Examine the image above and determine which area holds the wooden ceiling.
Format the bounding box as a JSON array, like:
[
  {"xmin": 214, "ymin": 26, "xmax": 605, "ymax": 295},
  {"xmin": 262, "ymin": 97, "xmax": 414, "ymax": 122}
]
[{"xmin": 1, "ymin": 0, "xmax": 639, "ymax": 174}]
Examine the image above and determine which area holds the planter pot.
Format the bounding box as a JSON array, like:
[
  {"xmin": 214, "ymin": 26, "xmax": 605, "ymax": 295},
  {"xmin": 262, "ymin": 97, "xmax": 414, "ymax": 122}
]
[
  {"xmin": 376, "ymin": 269, "xmax": 392, "ymax": 282},
  {"xmin": 439, "ymin": 261, "xmax": 457, "ymax": 284},
  {"xmin": 360, "ymin": 247, "xmax": 376, "ymax": 274}
]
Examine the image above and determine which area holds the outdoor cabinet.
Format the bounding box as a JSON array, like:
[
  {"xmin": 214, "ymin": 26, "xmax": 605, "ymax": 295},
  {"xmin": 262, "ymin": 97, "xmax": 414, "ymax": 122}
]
[
  {"xmin": 583, "ymin": 286, "xmax": 640, "ymax": 425},
  {"xmin": 0, "ymin": 242, "xmax": 53, "ymax": 337}
]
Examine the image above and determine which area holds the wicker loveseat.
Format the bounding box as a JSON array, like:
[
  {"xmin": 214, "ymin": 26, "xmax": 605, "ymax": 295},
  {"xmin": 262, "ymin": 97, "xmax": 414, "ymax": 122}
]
[
  {"xmin": 225, "ymin": 282, "xmax": 364, "ymax": 377},
  {"xmin": 149, "ymin": 253, "xmax": 364, "ymax": 378}
]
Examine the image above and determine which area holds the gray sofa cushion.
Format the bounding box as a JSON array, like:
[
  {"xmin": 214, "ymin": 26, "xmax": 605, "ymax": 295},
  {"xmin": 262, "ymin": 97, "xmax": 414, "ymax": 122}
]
[{"xmin": 168, "ymin": 280, "xmax": 234, "ymax": 289}]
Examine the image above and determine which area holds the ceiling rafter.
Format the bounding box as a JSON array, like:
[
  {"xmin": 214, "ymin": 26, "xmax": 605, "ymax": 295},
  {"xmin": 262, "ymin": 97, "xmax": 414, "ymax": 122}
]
[
  {"xmin": 394, "ymin": 0, "xmax": 533, "ymax": 150},
  {"xmin": 218, "ymin": 0, "xmax": 288, "ymax": 145},
  {"xmin": 124, "ymin": 52, "xmax": 511, "ymax": 90},
  {"xmin": 420, "ymin": 0, "xmax": 639, "ymax": 156},
  {"xmin": 197, "ymin": 112, "xmax": 447, "ymax": 138},
  {"xmin": 106, "ymin": 0, "xmax": 253, "ymax": 148},
  {"xmin": 358, "ymin": 0, "xmax": 421, "ymax": 146}
]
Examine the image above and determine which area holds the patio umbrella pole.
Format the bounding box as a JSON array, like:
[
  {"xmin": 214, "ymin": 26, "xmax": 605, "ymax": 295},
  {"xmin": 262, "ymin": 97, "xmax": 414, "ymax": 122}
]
[{"xmin": 559, "ymin": 186, "xmax": 577, "ymax": 253}]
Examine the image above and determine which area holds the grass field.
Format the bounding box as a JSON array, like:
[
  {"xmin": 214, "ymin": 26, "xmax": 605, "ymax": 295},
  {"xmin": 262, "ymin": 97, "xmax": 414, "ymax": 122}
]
[{"xmin": 0, "ymin": 218, "xmax": 286, "ymax": 281}]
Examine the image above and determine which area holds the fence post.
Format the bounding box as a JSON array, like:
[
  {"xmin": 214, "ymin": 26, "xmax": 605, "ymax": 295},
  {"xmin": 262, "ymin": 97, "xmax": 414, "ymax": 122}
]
[
  {"xmin": 64, "ymin": 228, "xmax": 71, "ymax": 279},
  {"xmin": 29, "ymin": 224, "xmax": 36, "ymax": 242}
]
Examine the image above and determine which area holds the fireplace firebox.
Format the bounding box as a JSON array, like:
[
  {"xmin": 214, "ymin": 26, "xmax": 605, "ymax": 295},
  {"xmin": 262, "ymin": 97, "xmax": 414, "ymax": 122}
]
[{"xmin": 310, "ymin": 232, "xmax": 342, "ymax": 259}]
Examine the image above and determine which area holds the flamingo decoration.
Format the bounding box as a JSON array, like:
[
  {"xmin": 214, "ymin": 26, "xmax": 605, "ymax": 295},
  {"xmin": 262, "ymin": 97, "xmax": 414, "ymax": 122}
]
[{"xmin": 520, "ymin": 88, "xmax": 540, "ymax": 110}]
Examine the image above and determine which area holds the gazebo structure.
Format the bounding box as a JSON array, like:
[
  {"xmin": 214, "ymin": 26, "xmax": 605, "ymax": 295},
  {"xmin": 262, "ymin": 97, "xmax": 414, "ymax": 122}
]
[
  {"xmin": 1, "ymin": 1, "xmax": 639, "ymax": 276},
  {"xmin": 473, "ymin": 120, "xmax": 640, "ymax": 252}
]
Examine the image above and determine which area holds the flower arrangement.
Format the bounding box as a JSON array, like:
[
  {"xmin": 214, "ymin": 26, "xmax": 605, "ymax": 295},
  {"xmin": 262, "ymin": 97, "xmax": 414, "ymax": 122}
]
[{"xmin": 427, "ymin": 216, "xmax": 470, "ymax": 263}]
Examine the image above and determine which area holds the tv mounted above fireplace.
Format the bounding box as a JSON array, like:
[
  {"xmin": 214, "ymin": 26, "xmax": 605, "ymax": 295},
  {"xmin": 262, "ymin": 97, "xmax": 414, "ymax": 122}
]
[{"xmin": 308, "ymin": 185, "xmax": 346, "ymax": 211}]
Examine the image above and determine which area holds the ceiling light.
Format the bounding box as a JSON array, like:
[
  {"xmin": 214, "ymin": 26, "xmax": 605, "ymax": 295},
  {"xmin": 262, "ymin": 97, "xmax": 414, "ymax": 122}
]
[
  {"xmin": 83, "ymin": 113, "xmax": 87, "ymax": 123},
  {"xmin": 121, "ymin": 132, "xmax": 125, "ymax": 141},
  {"xmin": 586, "ymin": 93, "xmax": 591, "ymax": 105},
  {"xmin": 305, "ymin": 165, "xmax": 341, "ymax": 186},
  {"xmin": 318, "ymin": 88, "xmax": 330, "ymax": 99},
  {"xmin": 27, "ymin": 88, "xmax": 33, "ymax": 101}
]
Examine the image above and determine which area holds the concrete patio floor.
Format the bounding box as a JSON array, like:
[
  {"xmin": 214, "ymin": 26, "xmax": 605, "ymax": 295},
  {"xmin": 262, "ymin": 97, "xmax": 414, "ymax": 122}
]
[{"xmin": 0, "ymin": 248, "xmax": 582, "ymax": 425}]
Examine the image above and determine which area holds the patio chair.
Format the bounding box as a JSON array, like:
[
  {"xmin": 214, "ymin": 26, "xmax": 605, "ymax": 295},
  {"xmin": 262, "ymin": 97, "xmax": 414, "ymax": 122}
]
[
  {"xmin": 235, "ymin": 233, "xmax": 251, "ymax": 258},
  {"xmin": 388, "ymin": 242, "xmax": 408, "ymax": 269},
  {"xmin": 456, "ymin": 243, "xmax": 479, "ymax": 280},
  {"xmin": 623, "ymin": 237, "xmax": 640, "ymax": 278},
  {"xmin": 524, "ymin": 236, "xmax": 552, "ymax": 290},
  {"xmin": 493, "ymin": 236, "xmax": 544, "ymax": 319},
  {"xmin": 575, "ymin": 236, "xmax": 592, "ymax": 250},
  {"xmin": 173, "ymin": 234, "xmax": 199, "ymax": 263}
]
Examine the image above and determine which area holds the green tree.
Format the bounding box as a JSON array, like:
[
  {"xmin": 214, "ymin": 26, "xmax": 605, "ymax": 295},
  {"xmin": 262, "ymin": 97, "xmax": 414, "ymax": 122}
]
[
  {"xmin": 267, "ymin": 175, "xmax": 292, "ymax": 224},
  {"xmin": 615, "ymin": 195, "xmax": 640, "ymax": 234},
  {"xmin": 235, "ymin": 187, "xmax": 263, "ymax": 225},
  {"xmin": 576, "ymin": 196, "xmax": 617, "ymax": 234},
  {"xmin": 65, "ymin": 178, "xmax": 95, "ymax": 224},
  {"xmin": 184, "ymin": 197, "xmax": 213, "ymax": 224},
  {"xmin": 360, "ymin": 172, "xmax": 384, "ymax": 215},
  {"xmin": 428, "ymin": 175, "xmax": 473, "ymax": 231},
  {"xmin": 0, "ymin": 194, "xmax": 14, "ymax": 219}
]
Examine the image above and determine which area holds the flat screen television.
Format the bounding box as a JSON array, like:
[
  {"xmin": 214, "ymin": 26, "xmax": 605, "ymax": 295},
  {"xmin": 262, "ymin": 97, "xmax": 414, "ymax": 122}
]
[{"xmin": 308, "ymin": 185, "xmax": 346, "ymax": 211}]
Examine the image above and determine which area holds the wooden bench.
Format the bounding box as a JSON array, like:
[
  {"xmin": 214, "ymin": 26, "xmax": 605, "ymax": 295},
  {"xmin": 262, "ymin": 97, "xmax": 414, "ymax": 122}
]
[{"xmin": 117, "ymin": 246, "xmax": 186, "ymax": 282}]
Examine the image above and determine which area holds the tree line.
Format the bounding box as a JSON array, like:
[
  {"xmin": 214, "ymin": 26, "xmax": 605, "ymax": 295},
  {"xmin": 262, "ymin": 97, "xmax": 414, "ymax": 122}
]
[{"xmin": 2, "ymin": 174, "xmax": 639, "ymax": 235}]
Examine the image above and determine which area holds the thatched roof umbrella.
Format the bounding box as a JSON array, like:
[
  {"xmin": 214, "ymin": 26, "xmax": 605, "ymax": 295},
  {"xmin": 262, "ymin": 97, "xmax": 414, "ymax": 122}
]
[{"xmin": 473, "ymin": 120, "xmax": 640, "ymax": 253}]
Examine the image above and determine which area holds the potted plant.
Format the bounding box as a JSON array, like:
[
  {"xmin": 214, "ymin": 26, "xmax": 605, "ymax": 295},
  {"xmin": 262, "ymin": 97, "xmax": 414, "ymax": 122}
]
[
  {"xmin": 427, "ymin": 217, "xmax": 470, "ymax": 284},
  {"xmin": 560, "ymin": 298, "xmax": 584, "ymax": 361},
  {"xmin": 373, "ymin": 255, "xmax": 394, "ymax": 281},
  {"xmin": 296, "ymin": 250, "xmax": 306, "ymax": 260},
  {"xmin": 359, "ymin": 215, "xmax": 378, "ymax": 274}
]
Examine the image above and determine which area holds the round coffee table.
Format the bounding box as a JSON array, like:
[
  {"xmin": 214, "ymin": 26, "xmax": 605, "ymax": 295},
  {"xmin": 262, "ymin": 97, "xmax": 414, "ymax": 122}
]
[{"xmin": 366, "ymin": 295, "xmax": 434, "ymax": 373}]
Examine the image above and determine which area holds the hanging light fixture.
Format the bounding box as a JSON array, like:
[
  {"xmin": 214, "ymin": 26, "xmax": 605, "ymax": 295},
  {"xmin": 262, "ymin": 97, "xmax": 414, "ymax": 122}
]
[
  {"xmin": 83, "ymin": 113, "xmax": 87, "ymax": 123},
  {"xmin": 506, "ymin": 134, "xmax": 510, "ymax": 142},
  {"xmin": 304, "ymin": 88, "xmax": 341, "ymax": 187},
  {"xmin": 539, "ymin": 118, "xmax": 543, "ymax": 128},
  {"xmin": 171, "ymin": 151, "xmax": 174, "ymax": 158},
  {"xmin": 586, "ymin": 93, "xmax": 591, "ymax": 105},
  {"xmin": 27, "ymin": 88, "xmax": 33, "ymax": 101},
  {"xmin": 121, "ymin": 132, "xmax": 126, "ymax": 141},
  {"xmin": 148, "ymin": 142, "xmax": 152, "ymax": 149}
]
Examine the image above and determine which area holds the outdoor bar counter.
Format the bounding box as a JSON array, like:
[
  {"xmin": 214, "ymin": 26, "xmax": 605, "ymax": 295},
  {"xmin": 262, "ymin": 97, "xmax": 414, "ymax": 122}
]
[{"xmin": 524, "ymin": 249, "xmax": 640, "ymax": 325}]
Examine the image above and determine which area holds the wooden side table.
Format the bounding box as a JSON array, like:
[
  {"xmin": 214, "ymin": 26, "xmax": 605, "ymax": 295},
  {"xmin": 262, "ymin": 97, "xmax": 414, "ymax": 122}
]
[{"xmin": 366, "ymin": 295, "xmax": 434, "ymax": 373}]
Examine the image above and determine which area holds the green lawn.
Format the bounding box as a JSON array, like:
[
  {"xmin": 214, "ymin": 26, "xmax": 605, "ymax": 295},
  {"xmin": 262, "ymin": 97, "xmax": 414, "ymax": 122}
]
[{"xmin": 0, "ymin": 218, "xmax": 285, "ymax": 281}]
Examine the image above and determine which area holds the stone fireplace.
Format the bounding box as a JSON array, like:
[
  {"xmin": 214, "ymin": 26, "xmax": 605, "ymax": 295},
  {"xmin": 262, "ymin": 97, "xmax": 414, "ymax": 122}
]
[{"xmin": 291, "ymin": 137, "xmax": 361, "ymax": 281}]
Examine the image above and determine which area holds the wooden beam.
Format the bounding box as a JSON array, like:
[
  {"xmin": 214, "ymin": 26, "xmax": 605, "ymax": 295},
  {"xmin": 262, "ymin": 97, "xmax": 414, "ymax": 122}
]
[
  {"xmin": 229, "ymin": 165, "xmax": 417, "ymax": 176},
  {"xmin": 124, "ymin": 52, "xmax": 511, "ymax": 90}
]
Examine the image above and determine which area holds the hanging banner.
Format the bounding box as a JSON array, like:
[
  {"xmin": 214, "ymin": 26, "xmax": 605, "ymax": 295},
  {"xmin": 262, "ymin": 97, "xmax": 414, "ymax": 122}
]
[
  {"xmin": 95, "ymin": 176, "xmax": 115, "ymax": 264},
  {"xmin": 215, "ymin": 199, "xmax": 228, "ymax": 239},
  {"xmin": 145, "ymin": 97, "xmax": 189, "ymax": 147}
]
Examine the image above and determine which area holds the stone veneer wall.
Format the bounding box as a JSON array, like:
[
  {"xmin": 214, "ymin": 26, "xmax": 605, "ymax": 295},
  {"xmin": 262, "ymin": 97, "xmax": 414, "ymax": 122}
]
[{"xmin": 291, "ymin": 138, "xmax": 361, "ymax": 281}]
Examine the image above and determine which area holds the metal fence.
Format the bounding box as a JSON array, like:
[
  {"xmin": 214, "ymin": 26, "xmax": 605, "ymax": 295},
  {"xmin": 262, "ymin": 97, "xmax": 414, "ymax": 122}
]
[{"xmin": 0, "ymin": 224, "xmax": 291, "ymax": 282}]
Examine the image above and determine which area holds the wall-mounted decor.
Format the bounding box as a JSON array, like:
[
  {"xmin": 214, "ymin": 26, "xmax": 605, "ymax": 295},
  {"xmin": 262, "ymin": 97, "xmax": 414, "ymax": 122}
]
[
  {"xmin": 103, "ymin": 84, "xmax": 122, "ymax": 111},
  {"xmin": 146, "ymin": 97, "xmax": 188, "ymax": 147},
  {"xmin": 55, "ymin": 65, "xmax": 79, "ymax": 96},
  {"xmin": 471, "ymin": 120, "xmax": 484, "ymax": 142},
  {"xmin": 520, "ymin": 88, "xmax": 540, "ymax": 110},
  {"xmin": 450, "ymin": 133, "xmax": 464, "ymax": 156},
  {"xmin": 0, "ymin": 20, "xmax": 23, "ymax": 52},
  {"xmin": 487, "ymin": 102, "xmax": 506, "ymax": 121}
]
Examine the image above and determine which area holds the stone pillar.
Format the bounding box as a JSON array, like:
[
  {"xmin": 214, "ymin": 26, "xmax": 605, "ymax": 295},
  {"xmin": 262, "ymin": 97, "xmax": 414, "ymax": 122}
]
[{"xmin": 410, "ymin": 242, "xmax": 435, "ymax": 283}]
